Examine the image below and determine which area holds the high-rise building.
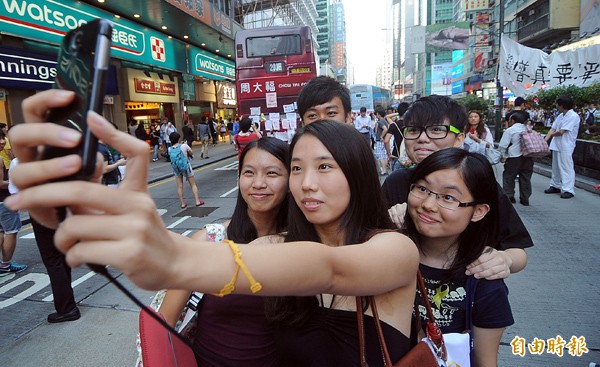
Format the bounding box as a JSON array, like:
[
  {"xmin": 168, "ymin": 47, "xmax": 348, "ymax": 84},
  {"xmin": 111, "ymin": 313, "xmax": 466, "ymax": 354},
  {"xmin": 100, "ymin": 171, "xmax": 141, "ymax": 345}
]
[
  {"xmin": 316, "ymin": 0, "xmax": 331, "ymax": 68},
  {"xmin": 330, "ymin": 0, "xmax": 347, "ymax": 84}
]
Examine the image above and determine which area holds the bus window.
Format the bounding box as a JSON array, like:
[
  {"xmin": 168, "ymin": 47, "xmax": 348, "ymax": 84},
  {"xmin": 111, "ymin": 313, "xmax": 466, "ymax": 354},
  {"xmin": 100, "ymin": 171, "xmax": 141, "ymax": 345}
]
[{"xmin": 246, "ymin": 35, "xmax": 302, "ymax": 57}]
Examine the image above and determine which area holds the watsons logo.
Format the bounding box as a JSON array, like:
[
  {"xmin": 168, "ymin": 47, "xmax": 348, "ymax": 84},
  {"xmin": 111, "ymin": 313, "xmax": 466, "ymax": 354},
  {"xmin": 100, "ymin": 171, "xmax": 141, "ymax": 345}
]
[
  {"xmin": 196, "ymin": 56, "xmax": 225, "ymax": 75},
  {"xmin": 2, "ymin": 0, "xmax": 145, "ymax": 56},
  {"xmin": 3, "ymin": 0, "xmax": 86, "ymax": 30}
]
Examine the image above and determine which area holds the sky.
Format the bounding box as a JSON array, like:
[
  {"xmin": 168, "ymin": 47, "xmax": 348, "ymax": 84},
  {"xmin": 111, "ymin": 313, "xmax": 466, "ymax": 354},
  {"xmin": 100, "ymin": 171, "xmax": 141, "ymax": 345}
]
[{"xmin": 343, "ymin": 0, "xmax": 390, "ymax": 85}]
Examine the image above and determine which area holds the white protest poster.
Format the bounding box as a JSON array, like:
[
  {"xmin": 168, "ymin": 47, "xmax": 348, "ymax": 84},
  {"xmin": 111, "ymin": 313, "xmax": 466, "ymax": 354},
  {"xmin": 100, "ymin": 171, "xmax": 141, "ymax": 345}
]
[
  {"xmin": 287, "ymin": 129, "xmax": 296, "ymax": 141},
  {"xmin": 275, "ymin": 132, "xmax": 288, "ymax": 141},
  {"xmin": 266, "ymin": 92, "xmax": 278, "ymax": 108},
  {"xmin": 272, "ymin": 119, "xmax": 281, "ymax": 130},
  {"xmin": 281, "ymin": 119, "xmax": 290, "ymax": 129},
  {"xmin": 289, "ymin": 118, "xmax": 298, "ymax": 129},
  {"xmin": 264, "ymin": 120, "xmax": 273, "ymax": 130},
  {"xmin": 283, "ymin": 103, "xmax": 296, "ymax": 113},
  {"xmin": 250, "ymin": 115, "xmax": 260, "ymax": 123},
  {"xmin": 499, "ymin": 35, "xmax": 600, "ymax": 96},
  {"xmin": 269, "ymin": 113, "xmax": 280, "ymax": 121},
  {"xmin": 250, "ymin": 107, "xmax": 261, "ymax": 116},
  {"xmin": 286, "ymin": 113, "xmax": 297, "ymax": 120}
]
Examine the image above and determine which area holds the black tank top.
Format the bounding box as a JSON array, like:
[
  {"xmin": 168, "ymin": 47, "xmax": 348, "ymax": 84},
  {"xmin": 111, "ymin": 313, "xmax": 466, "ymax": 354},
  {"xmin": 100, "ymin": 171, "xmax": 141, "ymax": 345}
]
[{"xmin": 274, "ymin": 307, "xmax": 411, "ymax": 366}]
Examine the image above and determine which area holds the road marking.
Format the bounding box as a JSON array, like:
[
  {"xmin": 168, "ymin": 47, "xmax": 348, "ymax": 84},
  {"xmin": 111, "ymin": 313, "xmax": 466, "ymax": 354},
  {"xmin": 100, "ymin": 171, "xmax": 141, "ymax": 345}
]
[
  {"xmin": 42, "ymin": 270, "xmax": 97, "ymax": 302},
  {"xmin": 147, "ymin": 157, "xmax": 236, "ymax": 189},
  {"xmin": 220, "ymin": 186, "xmax": 238, "ymax": 197},
  {"xmin": 215, "ymin": 161, "xmax": 239, "ymax": 171},
  {"xmin": 0, "ymin": 273, "xmax": 15, "ymax": 284},
  {"xmin": 0, "ymin": 273, "xmax": 50, "ymax": 309},
  {"xmin": 182, "ymin": 230, "xmax": 193, "ymax": 237},
  {"xmin": 167, "ymin": 216, "xmax": 191, "ymax": 229},
  {"xmin": 20, "ymin": 233, "xmax": 35, "ymax": 239},
  {"xmin": 157, "ymin": 209, "xmax": 167, "ymax": 216}
]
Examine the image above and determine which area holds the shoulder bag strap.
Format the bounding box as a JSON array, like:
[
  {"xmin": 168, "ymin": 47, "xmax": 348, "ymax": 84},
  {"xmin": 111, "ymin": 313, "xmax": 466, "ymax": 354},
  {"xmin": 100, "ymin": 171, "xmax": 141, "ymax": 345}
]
[{"xmin": 356, "ymin": 297, "xmax": 368, "ymax": 367}]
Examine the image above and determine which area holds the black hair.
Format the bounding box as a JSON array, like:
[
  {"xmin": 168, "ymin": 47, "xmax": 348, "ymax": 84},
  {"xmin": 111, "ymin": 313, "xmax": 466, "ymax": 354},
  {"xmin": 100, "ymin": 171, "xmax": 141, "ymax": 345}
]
[
  {"xmin": 265, "ymin": 120, "xmax": 395, "ymax": 326},
  {"xmin": 169, "ymin": 131, "xmax": 181, "ymax": 143},
  {"xmin": 514, "ymin": 97, "xmax": 525, "ymax": 107},
  {"xmin": 0, "ymin": 123, "xmax": 6, "ymax": 129},
  {"xmin": 556, "ymin": 95, "xmax": 574, "ymax": 110},
  {"xmin": 402, "ymin": 148, "xmax": 499, "ymax": 283},
  {"xmin": 466, "ymin": 110, "xmax": 486, "ymax": 137},
  {"xmin": 403, "ymin": 95, "xmax": 467, "ymax": 132},
  {"xmin": 375, "ymin": 108, "xmax": 386, "ymax": 118},
  {"xmin": 360, "ymin": 106, "xmax": 367, "ymax": 112},
  {"xmin": 297, "ymin": 76, "xmax": 351, "ymax": 118},
  {"xmin": 227, "ymin": 137, "xmax": 290, "ymax": 243},
  {"xmin": 240, "ymin": 117, "xmax": 253, "ymax": 133},
  {"xmin": 0, "ymin": 131, "xmax": 5, "ymax": 139},
  {"xmin": 397, "ymin": 102, "xmax": 410, "ymax": 119},
  {"xmin": 509, "ymin": 110, "xmax": 529, "ymax": 125}
]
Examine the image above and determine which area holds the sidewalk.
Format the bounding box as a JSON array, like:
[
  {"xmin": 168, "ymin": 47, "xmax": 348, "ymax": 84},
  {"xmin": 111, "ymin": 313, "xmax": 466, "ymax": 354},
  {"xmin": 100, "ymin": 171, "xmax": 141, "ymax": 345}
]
[{"xmin": 18, "ymin": 140, "xmax": 239, "ymax": 225}]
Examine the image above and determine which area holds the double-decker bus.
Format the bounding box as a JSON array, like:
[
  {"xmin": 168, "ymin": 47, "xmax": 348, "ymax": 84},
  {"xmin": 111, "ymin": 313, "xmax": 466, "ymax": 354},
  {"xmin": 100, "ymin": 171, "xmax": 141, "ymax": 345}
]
[
  {"xmin": 235, "ymin": 26, "xmax": 318, "ymax": 136},
  {"xmin": 349, "ymin": 84, "xmax": 392, "ymax": 113}
]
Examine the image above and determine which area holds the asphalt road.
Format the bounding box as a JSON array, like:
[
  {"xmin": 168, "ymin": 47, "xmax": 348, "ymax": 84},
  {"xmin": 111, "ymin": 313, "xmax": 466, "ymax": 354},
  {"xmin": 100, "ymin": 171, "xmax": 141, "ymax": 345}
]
[{"xmin": 0, "ymin": 146, "xmax": 599, "ymax": 366}]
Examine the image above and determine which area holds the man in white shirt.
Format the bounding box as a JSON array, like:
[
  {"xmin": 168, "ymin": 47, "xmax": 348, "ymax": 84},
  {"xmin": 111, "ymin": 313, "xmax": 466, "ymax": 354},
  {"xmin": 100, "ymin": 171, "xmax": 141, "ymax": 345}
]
[
  {"xmin": 498, "ymin": 110, "xmax": 534, "ymax": 205},
  {"xmin": 354, "ymin": 107, "xmax": 371, "ymax": 143},
  {"xmin": 544, "ymin": 96, "xmax": 579, "ymax": 199}
]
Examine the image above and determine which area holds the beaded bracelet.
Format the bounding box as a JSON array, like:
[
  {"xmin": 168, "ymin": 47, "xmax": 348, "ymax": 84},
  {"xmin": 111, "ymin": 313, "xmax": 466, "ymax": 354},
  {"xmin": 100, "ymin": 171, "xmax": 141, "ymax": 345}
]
[{"xmin": 214, "ymin": 240, "xmax": 263, "ymax": 297}]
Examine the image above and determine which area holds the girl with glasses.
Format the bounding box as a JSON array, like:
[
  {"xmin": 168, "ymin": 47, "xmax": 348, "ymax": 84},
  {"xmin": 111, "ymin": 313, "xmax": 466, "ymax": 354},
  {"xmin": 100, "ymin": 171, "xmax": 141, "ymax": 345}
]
[{"xmin": 404, "ymin": 147, "xmax": 514, "ymax": 367}]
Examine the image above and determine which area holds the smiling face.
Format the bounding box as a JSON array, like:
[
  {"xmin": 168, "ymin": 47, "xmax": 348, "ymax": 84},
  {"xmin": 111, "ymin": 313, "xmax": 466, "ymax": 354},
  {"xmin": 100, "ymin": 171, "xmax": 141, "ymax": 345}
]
[
  {"xmin": 289, "ymin": 134, "xmax": 351, "ymax": 232},
  {"xmin": 302, "ymin": 96, "xmax": 352, "ymax": 124},
  {"xmin": 404, "ymin": 120, "xmax": 465, "ymax": 164},
  {"xmin": 239, "ymin": 148, "xmax": 289, "ymax": 216},
  {"xmin": 407, "ymin": 169, "xmax": 489, "ymax": 248}
]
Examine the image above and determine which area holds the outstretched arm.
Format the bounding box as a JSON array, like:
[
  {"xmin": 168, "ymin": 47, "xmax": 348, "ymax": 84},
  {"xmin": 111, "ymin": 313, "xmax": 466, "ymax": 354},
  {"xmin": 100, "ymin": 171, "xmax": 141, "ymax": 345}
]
[{"xmin": 9, "ymin": 90, "xmax": 419, "ymax": 297}]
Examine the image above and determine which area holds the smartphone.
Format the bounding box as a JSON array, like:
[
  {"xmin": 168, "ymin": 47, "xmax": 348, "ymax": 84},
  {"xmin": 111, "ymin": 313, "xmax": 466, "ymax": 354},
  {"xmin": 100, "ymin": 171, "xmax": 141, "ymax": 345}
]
[{"xmin": 41, "ymin": 19, "xmax": 113, "ymax": 180}]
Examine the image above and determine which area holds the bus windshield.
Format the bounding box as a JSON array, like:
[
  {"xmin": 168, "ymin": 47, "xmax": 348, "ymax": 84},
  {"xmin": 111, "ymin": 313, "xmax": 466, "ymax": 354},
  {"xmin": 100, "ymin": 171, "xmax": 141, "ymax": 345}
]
[{"xmin": 246, "ymin": 35, "xmax": 302, "ymax": 57}]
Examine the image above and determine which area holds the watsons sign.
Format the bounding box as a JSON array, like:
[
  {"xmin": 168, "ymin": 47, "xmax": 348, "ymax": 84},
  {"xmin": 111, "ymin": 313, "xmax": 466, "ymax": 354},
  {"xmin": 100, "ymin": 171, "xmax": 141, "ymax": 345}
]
[
  {"xmin": 0, "ymin": 0, "xmax": 177, "ymax": 70},
  {"xmin": 189, "ymin": 46, "xmax": 235, "ymax": 80}
]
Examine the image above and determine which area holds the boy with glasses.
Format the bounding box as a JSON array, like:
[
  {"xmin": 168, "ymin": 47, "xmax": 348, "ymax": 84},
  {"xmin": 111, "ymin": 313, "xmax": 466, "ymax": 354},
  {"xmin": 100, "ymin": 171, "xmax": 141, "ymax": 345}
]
[{"xmin": 382, "ymin": 95, "xmax": 532, "ymax": 280}]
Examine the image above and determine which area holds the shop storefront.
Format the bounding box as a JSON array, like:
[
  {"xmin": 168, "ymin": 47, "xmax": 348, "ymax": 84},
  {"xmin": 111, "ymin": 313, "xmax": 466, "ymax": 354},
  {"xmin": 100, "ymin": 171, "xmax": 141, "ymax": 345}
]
[
  {"xmin": 0, "ymin": 45, "xmax": 118, "ymax": 127},
  {"xmin": 0, "ymin": 0, "xmax": 188, "ymax": 130},
  {"xmin": 123, "ymin": 68, "xmax": 179, "ymax": 134},
  {"xmin": 184, "ymin": 46, "xmax": 236, "ymax": 124}
]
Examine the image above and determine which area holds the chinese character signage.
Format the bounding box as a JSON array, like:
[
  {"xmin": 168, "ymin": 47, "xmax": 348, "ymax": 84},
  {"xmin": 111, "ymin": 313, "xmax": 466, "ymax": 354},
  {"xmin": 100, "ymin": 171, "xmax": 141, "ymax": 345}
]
[
  {"xmin": 216, "ymin": 81, "xmax": 237, "ymax": 109},
  {"xmin": 0, "ymin": 0, "xmax": 183, "ymax": 71},
  {"xmin": 237, "ymin": 75, "xmax": 310, "ymax": 99},
  {"xmin": 134, "ymin": 78, "xmax": 176, "ymax": 96},
  {"xmin": 499, "ymin": 35, "xmax": 600, "ymax": 96},
  {"xmin": 465, "ymin": 0, "xmax": 489, "ymax": 11}
]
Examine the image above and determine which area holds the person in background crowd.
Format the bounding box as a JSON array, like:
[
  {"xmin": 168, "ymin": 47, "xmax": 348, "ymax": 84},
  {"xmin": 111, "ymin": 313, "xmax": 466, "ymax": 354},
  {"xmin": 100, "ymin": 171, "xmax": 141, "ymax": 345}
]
[
  {"xmin": 227, "ymin": 119, "xmax": 235, "ymax": 144},
  {"xmin": 234, "ymin": 117, "xmax": 261, "ymax": 160},
  {"xmin": 128, "ymin": 121, "xmax": 138, "ymax": 136},
  {"xmin": 354, "ymin": 106, "xmax": 371, "ymax": 143},
  {"xmin": 463, "ymin": 110, "xmax": 494, "ymax": 153},
  {"xmin": 0, "ymin": 123, "xmax": 14, "ymax": 171},
  {"xmin": 197, "ymin": 116, "xmax": 211, "ymax": 159},
  {"xmin": 504, "ymin": 96, "xmax": 526, "ymax": 129},
  {"xmin": 374, "ymin": 108, "xmax": 389, "ymax": 175},
  {"xmin": 384, "ymin": 102, "xmax": 409, "ymax": 172},
  {"xmin": 297, "ymin": 76, "xmax": 352, "ymax": 125},
  {"xmin": 182, "ymin": 119, "xmax": 195, "ymax": 148},
  {"xmin": 150, "ymin": 124, "xmax": 161, "ymax": 162},
  {"xmin": 382, "ymin": 95, "xmax": 532, "ymax": 280},
  {"xmin": 168, "ymin": 131, "xmax": 204, "ymax": 208},
  {"xmin": 544, "ymin": 95, "xmax": 579, "ymax": 199},
  {"xmin": 134, "ymin": 123, "xmax": 148, "ymax": 141},
  {"xmin": 98, "ymin": 139, "xmax": 126, "ymax": 188},
  {"xmin": 498, "ymin": 110, "xmax": 534, "ymax": 206},
  {"xmin": 0, "ymin": 131, "xmax": 26, "ymax": 276}
]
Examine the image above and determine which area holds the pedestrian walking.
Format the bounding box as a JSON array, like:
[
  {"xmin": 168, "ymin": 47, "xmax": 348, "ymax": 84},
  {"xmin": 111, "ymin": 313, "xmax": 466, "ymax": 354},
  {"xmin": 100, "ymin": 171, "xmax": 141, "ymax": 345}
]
[
  {"xmin": 168, "ymin": 132, "xmax": 204, "ymax": 208},
  {"xmin": 197, "ymin": 116, "xmax": 210, "ymax": 159},
  {"xmin": 498, "ymin": 110, "xmax": 534, "ymax": 205}
]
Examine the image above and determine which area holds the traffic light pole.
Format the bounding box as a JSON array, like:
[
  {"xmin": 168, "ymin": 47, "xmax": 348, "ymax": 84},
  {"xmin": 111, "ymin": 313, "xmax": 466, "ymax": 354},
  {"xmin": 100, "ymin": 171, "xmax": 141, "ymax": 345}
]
[{"xmin": 495, "ymin": 0, "xmax": 505, "ymax": 142}]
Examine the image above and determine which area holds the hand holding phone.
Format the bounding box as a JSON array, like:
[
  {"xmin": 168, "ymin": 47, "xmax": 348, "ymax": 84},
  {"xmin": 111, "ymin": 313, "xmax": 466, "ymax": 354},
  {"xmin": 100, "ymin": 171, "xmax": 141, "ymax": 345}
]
[{"xmin": 41, "ymin": 19, "xmax": 113, "ymax": 181}]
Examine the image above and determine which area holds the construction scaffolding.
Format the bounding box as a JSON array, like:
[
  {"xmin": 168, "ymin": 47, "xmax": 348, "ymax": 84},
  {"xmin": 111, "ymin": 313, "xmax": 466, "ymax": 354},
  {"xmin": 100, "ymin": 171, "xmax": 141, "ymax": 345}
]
[{"xmin": 234, "ymin": 0, "xmax": 319, "ymax": 39}]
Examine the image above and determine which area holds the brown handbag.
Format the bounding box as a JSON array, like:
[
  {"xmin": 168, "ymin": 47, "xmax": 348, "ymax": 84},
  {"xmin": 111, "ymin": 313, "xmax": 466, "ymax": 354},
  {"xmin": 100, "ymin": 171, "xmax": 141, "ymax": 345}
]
[{"xmin": 356, "ymin": 270, "xmax": 446, "ymax": 367}]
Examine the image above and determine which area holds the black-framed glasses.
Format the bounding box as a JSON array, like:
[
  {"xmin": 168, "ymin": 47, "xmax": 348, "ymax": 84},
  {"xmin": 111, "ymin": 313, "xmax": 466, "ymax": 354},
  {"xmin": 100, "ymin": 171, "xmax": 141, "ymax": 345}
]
[
  {"xmin": 409, "ymin": 184, "xmax": 481, "ymax": 210},
  {"xmin": 403, "ymin": 125, "xmax": 461, "ymax": 140}
]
